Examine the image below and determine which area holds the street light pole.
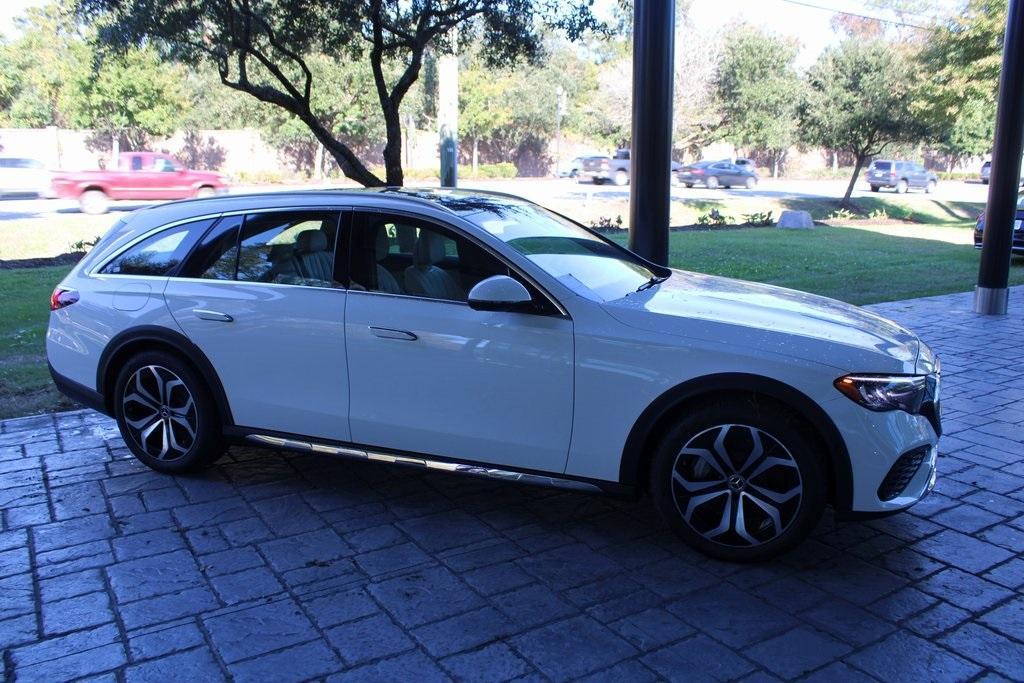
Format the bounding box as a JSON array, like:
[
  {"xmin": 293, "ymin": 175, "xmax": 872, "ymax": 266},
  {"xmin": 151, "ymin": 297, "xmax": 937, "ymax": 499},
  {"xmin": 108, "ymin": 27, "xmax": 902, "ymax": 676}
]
[
  {"xmin": 628, "ymin": 0, "xmax": 675, "ymax": 266},
  {"xmin": 555, "ymin": 86, "xmax": 566, "ymax": 177},
  {"xmin": 975, "ymin": 0, "xmax": 1024, "ymax": 314}
]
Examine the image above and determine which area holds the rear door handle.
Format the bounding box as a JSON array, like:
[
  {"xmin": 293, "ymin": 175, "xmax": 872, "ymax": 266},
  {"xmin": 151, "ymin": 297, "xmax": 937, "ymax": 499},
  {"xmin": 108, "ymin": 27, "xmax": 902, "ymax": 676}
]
[
  {"xmin": 369, "ymin": 326, "xmax": 417, "ymax": 341},
  {"xmin": 193, "ymin": 309, "xmax": 233, "ymax": 323}
]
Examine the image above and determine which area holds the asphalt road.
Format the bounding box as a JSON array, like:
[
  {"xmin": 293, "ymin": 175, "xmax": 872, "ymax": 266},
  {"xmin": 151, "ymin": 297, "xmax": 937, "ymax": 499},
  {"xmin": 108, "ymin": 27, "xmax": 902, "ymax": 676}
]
[{"xmin": 0, "ymin": 177, "xmax": 991, "ymax": 221}]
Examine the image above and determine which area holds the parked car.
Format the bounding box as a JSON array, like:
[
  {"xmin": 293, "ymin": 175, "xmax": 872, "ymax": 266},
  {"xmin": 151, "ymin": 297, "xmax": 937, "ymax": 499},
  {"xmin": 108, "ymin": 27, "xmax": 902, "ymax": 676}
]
[
  {"xmin": 0, "ymin": 156, "xmax": 54, "ymax": 198},
  {"xmin": 579, "ymin": 149, "xmax": 682, "ymax": 185},
  {"xmin": 677, "ymin": 160, "xmax": 759, "ymax": 189},
  {"xmin": 974, "ymin": 193, "xmax": 1024, "ymax": 254},
  {"xmin": 51, "ymin": 152, "xmax": 228, "ymax": 214},
  {"xmin": 866, "ymin": 160, "xmax": 937, "ymax": 194},
  {"xmin": 979, "ymin": 160, "xmax": 1024, "ymax": 186},
  {"xmin": 47, "ymin": 189, "xmax": 940, "ymax": 561}
]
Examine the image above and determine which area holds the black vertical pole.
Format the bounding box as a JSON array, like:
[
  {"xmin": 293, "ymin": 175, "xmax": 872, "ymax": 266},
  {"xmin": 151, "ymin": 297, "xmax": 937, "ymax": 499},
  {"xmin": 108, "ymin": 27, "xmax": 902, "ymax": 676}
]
[
  {"xmin": 628, "ymin": 0, "xmax": 675, "ymax": 266},
  {"xmin": 976, "ymin": 0, "xmax": 1024, "ymax": 314}
]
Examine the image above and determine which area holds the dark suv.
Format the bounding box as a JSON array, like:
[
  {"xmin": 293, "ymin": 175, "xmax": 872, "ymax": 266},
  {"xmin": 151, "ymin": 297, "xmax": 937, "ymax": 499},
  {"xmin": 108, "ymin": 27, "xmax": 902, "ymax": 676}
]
[
  {"xmin": 866, "ymin": 160, "xmax": 937, "ymax": 194},
  {"xmin": 974, "ymin": 194, "xmax": 1024, "ymax": 254}
]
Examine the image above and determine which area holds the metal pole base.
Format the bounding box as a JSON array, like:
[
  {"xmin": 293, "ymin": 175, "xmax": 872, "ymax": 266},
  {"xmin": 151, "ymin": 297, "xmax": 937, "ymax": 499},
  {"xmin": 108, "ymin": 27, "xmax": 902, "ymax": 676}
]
[{"xmin": 974, "ymin": 286, "xmax": 1009, "ymax": 315}]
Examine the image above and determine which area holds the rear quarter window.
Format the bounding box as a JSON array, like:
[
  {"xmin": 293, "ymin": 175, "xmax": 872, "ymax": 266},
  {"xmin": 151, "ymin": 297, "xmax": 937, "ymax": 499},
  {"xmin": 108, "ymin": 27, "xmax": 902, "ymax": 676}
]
[{"xmin": 99, "ymin": 219, "xmax": 212, "ymax": 276}]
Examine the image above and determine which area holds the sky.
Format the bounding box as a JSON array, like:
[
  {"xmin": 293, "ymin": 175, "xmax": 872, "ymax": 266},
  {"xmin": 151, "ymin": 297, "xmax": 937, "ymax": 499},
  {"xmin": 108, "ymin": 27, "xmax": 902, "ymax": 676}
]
[{"xmin": 1, "ymin": 0, "xmax": 958, "ymax": 67}]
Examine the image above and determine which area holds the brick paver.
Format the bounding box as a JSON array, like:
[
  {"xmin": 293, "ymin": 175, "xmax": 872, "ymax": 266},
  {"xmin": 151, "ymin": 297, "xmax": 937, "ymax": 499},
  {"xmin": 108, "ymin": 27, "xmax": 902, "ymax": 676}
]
[{"xmin": 2, "ymin": 287, "xmax": 1023, "ymax": 681}]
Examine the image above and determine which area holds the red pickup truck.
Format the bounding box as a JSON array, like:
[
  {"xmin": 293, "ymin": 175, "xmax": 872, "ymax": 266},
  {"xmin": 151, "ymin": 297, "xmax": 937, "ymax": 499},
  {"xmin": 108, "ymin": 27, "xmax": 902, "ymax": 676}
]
[{"xmin": 51, "ymin": 152, "xmax": 228, "ymax": 214}]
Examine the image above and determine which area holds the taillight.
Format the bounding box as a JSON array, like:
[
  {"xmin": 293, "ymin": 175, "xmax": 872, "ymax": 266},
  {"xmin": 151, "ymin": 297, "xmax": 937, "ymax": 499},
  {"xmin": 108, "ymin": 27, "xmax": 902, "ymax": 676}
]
[
  {"xmin": 692, "ymin": 168, "xmax": 704, "ymax": 175},
  {"xmin": 601, "ymin": 160, "xmax": 609, "ymax": 168},
  {"xmin": 50, "ymin": 287, "xmax": 79, "ymax": 311}
]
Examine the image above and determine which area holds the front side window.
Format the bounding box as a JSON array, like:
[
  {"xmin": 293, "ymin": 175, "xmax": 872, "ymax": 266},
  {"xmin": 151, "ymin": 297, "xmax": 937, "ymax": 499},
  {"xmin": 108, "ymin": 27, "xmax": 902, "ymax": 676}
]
[
  {"xmin": 349, "ymin": 213, "xmax": 509, "ymax": 302},
  {"xmin": 236, "ymin": 211, "xmax": 341, "ymax": 287},
  {"xmin": 463, "ymin": 201, "xmax": 659, "ymax": 302},
  {"xmin": 100, "ymin": 219, "xmax": 212, "ymax": 276}
]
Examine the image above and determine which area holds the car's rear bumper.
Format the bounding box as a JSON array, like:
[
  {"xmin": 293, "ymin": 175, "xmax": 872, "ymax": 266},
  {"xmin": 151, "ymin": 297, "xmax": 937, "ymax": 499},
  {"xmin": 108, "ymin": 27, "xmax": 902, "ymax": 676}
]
[{"xmin": 49, "ymin": 362, "xmax": 107, "ymax": 414}]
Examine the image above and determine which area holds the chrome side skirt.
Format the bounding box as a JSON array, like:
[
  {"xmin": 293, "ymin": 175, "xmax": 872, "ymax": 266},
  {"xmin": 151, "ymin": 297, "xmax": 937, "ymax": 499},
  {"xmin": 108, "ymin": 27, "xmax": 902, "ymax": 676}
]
[{"xmin": 245, "ymin": 434, "xmax": 603, "ymax": 493}]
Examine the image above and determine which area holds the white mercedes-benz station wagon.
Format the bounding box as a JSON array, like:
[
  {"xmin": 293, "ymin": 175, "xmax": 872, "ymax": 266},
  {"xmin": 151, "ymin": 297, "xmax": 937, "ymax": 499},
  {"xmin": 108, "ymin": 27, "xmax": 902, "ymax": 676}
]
[{"xmin": 46, "ymin": 189, "xmax": 941, "ymax": 561}]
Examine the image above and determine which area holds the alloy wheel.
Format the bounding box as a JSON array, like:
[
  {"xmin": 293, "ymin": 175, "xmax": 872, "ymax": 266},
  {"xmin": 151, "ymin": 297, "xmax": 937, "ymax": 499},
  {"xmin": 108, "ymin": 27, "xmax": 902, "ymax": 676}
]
[
  {"xmin": 121, "ymin": 365, "xmax": 198, "ymax": 460},
  {"xmin": 670, "ymin": 424, "xmax": 803, "ymax": 547}
]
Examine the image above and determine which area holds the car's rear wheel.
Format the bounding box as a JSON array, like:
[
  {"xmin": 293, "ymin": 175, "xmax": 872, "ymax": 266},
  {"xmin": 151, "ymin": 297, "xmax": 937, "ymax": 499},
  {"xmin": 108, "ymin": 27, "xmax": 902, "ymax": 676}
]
[
  {"xmin": 195, "ymin": 186, "xmax": 217, "ymax": 199},
  {"xmin": 896, "ymin": 179, "xmax": 908, "ymax": 194},
  {"xmin": 684, "ymin": 183, "xmax": 693, "ymax": 188},
  {"xmin": 614, "ymin": 169, "xmax": 629, "ymax": 186},
  {"xmin": 870, "ymin": 185, "xmax": 880, "ymax": 192},
  {"xmin": 925, "ymin": 180, "xmax": 936, "ymax": 194},
  {"xmin": 706, "ymin": 176, "xmax": 720, "ymax": 190},
  {"xmin": 114, "ymin": 350, "xmax": 225, "ymax": 473},
  {"xmin": 79, "ymin": 189, "xmax": 109, "ymax": 215},
  {"xmin": 650, "ymin": 398, "xmax": 826, "ymax": 562},
  {"xmin": 745, "ymin": 177, "xmax": 757, "ymax": 189}
]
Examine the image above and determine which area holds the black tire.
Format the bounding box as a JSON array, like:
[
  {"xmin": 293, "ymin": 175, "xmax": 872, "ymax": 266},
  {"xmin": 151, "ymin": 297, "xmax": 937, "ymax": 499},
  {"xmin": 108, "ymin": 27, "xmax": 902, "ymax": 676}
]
[
  {"xmin": 649, "ymin": 397, "xmax": 827, "ymax": 562},
  {"xmin": 870, "ymin": 185, "xmax": 880, "ymax": 193},
  {"xmin": 114, "ymin": 350, "xmax": 225, "ymax": 473},
  {"xmin": 706, "ymin": 176, "xmax": 720, "ymax": 190},
  {"xmin": 684, "ymin": 183, "xmax": 694, "ymax": 188}
]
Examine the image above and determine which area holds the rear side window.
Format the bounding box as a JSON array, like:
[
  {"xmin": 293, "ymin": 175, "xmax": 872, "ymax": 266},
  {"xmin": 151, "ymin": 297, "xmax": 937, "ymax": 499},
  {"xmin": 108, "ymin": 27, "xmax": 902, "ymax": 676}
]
[
  {"xmin": 873, "ymin": 161, "xmax": 892, "ymax": 171},
  {"xmin": 179, "ymin": 215, "xmax": 243, "ymax": 280},
  {"xmin": 236, "ymin": 211, "xmax": 341, "ymax": 287},
  {"xmin": 99, "ymin": 219, "xmax": 212, "ymax": 276}
]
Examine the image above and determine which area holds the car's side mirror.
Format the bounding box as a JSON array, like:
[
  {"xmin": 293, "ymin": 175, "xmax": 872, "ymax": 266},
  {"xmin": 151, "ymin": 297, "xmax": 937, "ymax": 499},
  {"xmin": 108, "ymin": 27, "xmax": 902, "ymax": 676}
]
[{"xmin": 468, "ymin": 275, "xmax": 534, "ymax": 313}]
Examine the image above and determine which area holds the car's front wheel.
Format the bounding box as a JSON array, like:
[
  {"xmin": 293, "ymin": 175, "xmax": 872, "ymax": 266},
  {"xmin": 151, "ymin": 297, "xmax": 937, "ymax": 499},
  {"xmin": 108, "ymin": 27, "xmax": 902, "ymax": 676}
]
[
  {"xmin": 896, "ymin": 179, "xmax": 908, "ymax": 194},
  {"xmin": 650, "ymin": 398, "xmax": 826, "ymax": 562},
  {"xmin": 925, "ymin": 180, "xmax": 936, "ymax": 194},
  {"xmin": 706, "ymin": 176, "xmax": 720, "ymax": 189},
  {"xmin": 114, "ymin": 350, "xmax": 225, "ymax": 473},
  {"xmin": 614, "ymin": 170, "xmax": 629, "ymax": 186},
  {"xmin": 745, "ymin": 177, "xmax": 757, "ymax": 189}
]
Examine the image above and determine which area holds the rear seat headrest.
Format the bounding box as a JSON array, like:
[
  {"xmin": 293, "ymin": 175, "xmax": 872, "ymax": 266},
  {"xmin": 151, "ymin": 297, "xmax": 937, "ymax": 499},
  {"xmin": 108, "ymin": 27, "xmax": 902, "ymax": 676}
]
[{"xmin": 297, "ymin": 229, "xmax": 328, "ymax": 254}]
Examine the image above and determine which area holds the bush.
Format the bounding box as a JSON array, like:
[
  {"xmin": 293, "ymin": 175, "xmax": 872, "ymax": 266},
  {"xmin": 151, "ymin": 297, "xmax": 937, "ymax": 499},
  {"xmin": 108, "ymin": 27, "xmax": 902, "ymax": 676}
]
[
  {"xmin": 742, "ymin": 211, "xmax": 773, "ymax": 227},
  {"xmin": 696, "ymin": 209, "xmax": 732, "ymax": 227},
  {"xmin": 69, "ymin": 236, "xmax": 101, "ymax": 253},
  {"xmin": 827, "ymin": 207, "xmax": 857, "ymax": 221},
  {"xmin": 235, "ymin": 170, "xmax": 286, "ymax": 185},
  {"xmin": 472, "ymin": 163, "xmax": 517, "ymax": 179},
  {"xmin": 590, "ymin": 215, "xmax": 624, "ymax": 231}
]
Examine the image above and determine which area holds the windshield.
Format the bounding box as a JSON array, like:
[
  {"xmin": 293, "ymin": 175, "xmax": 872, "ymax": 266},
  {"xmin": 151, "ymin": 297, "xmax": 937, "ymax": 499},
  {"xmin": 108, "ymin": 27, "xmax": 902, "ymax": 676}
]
[{"xmin": 464, "ymin": 202, "xmax": 658, "ymax": 302}]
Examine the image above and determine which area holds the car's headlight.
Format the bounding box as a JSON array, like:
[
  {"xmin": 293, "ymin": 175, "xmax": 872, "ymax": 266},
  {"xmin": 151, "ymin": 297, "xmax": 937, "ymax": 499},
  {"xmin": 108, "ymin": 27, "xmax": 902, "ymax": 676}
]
[{"xmin": 834, "ymin": 374, "xmax": 928, "ymax": 413}]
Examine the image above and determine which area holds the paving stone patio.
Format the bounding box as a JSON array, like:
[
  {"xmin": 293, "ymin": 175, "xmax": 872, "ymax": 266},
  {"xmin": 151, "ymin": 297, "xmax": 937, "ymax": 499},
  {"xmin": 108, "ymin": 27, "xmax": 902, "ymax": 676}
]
[{"xmin": 2, "ymin": 286, "xmax": 1024, "ymax": 681}]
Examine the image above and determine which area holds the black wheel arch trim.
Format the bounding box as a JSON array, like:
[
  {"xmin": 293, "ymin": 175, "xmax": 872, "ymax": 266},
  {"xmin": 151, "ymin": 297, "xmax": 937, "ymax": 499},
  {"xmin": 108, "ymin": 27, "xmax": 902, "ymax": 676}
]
[
  {"xmin": 96, "ymin": 325, "xmax": 235, "ymax": 426},
  {"xmin": 618, "ymin": 372, "xmax": 853, "ymax": 513}
]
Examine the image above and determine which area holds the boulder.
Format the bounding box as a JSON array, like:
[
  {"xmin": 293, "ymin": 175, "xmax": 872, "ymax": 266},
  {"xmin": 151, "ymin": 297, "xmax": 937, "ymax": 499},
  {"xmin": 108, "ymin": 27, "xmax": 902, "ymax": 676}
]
[{"xmin": 776, "ymin": 210, "xmax": 815, "ymax": 230}]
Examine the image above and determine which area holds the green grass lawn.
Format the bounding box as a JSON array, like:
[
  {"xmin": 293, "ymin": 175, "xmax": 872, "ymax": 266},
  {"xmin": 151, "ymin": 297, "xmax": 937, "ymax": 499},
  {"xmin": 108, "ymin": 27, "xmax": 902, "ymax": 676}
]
[
  {"xmin": 1, "ymin": 222, "xmax": 1018, "ymax": 420},
  {"xmin": 0, "ymin": 265, "xmax": 78, "ymax": 419}
]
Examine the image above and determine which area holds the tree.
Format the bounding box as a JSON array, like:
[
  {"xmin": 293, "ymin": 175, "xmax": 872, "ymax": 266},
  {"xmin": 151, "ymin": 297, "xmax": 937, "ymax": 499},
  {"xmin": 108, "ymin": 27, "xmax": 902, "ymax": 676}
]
[
  {"xmin": 714, "ymin": 25, "xmax": 801, "ymax": 177},
  {"xmin": 916, "ymin": 0, "xmax": 1005, "ymax": 167},
  {"xmin": 0, "ymin": 1, "xmax": 88, "ymax": 128},
  {"xmin": 79, "ymin": 0, "xmax": 604, "ymax": 187},
  {"xmin": 64, "ymin": 46, "xmax": 187, "ymax": 150},
  {"xmin": 800, "ymin": 39, "xmax": 928, "ymax": 205}
]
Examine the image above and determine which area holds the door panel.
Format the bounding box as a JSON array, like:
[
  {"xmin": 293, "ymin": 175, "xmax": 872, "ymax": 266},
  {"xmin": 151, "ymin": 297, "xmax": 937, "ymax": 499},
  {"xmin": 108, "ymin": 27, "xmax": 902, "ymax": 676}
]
[
  {"xmin": 345, "ymin": 292, "xmax": 574, "ymax": 473},
  {"xmin": 166, "ymin": 281, "xmax": 350, "ymax": 440}
]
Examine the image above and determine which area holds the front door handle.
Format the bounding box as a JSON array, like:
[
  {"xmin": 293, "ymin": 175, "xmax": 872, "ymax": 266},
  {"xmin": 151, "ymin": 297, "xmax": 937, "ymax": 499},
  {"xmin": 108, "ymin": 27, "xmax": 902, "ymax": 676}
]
[
  {"xmin": 369, "ymin": 326, "xmax": 417, "ymax": 341},
  {"xmin": 193, "ymin": 309, "xmax": 233, "ymax": 323}
]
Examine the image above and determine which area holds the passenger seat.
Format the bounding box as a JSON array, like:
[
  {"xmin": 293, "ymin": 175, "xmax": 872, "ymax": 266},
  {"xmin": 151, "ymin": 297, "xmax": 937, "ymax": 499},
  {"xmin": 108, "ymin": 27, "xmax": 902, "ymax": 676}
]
[
  {"xmin": 404, "ymin": 231, "xmax": 464, "ymax": 300},
  {"xmin": 296, "ymin": 230, "xmax": 333, "ymax": 284}
]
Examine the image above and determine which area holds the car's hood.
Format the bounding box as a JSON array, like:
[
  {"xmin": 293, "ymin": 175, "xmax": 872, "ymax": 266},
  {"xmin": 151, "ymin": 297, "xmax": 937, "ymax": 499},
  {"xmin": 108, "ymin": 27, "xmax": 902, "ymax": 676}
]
[{"xmin": 603, "ymin": 270, "xmax": 920, "ymax": 373}]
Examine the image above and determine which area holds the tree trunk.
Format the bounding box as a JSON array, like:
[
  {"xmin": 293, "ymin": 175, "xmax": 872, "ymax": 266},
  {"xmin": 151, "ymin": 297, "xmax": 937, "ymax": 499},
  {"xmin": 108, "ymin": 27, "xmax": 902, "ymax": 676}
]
[
  {"xmin": 843, "ymin": 154, "xmax": 866, "ymax": 207},
  {"xmin": 831, "ymin": 150, "xmax": 838, "ymax": 173},
  {"xmin": 380, "ymin": 99, "xmax": 405, "ymax": 186},
  {"xmin": 772, "ymin": 155, "xmax": 779, "ymax": 179},
  {"xmin": 472, "ymin": 136, "xmax": 478, "ymax": 175}
]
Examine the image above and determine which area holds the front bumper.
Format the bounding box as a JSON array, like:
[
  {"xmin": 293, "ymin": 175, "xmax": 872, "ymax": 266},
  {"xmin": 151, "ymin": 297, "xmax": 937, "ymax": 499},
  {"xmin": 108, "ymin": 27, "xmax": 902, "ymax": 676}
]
[{"xmin": 825, "ymin": 392, "xmax": 941, "ymax": 517}]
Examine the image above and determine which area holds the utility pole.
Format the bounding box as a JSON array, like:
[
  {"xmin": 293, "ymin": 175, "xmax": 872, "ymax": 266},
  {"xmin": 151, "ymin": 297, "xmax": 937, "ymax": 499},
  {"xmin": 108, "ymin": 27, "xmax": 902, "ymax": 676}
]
[
  {"xmin": 975, "ymin": 0, "xmax": 1024, "ymax": 314},
  {"xmin": 628, "ymin": 0, "xmax": 675, "ymax": 266},
  {"xmin": 438, "ymin": 35, "xmax": 459, "ymax": 188},
  {"xmin": 554, "ymin": 85, "xmax": 566, "ymax": 177}
]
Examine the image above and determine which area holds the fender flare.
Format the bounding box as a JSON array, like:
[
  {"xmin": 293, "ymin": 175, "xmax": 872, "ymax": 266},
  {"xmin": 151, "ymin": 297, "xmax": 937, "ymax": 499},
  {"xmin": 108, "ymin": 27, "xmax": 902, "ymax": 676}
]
[
  {"xmin": 617, "ymin": 373, "xmax": 853, "ymax": 513},
  {"xmin": 97, "ymin": 325, "xmax": 235, "ymax": 426}
]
